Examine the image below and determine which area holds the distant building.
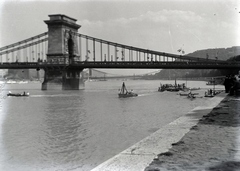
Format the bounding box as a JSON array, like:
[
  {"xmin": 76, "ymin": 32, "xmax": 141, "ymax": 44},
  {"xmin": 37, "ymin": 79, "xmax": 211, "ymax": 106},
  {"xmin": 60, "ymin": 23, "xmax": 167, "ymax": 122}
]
[
  {"xmin": 5, "ymin": 69, "xmax": 44, "ymax": 80},
  {"xmin": 6, "ymin": 69, "xmax": 30, "ymax": 80},
  {"xmin": 5, "ymin": 68, "xmax": 107, "ymax": 81},
  {"xmin": 0, "ymin": 69, "xmax": 7, "ymax": 78}
]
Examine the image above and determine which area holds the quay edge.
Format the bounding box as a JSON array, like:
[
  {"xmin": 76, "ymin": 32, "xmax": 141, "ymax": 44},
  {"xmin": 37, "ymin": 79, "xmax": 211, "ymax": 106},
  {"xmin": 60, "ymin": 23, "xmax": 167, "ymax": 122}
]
[{"xmin": 91, "ymin": 93, "xmax": 227, "ymax": 171}]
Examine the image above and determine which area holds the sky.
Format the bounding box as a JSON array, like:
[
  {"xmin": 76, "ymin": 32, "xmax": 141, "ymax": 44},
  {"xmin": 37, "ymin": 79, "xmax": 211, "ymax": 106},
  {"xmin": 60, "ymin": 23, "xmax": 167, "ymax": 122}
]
[{"xmin": 0, "ymin": 0, "xmax": 240, "ymax": 75}]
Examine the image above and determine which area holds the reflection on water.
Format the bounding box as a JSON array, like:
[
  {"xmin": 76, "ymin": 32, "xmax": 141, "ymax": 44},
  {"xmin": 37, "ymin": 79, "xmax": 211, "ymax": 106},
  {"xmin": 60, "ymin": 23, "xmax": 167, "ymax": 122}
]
[
  {"xmin": 42, "ymin": 94, "xmax": 90, "ymax": 169},
  {"xmin": 0, "ymin": 80, "xmax": 224, "ymax": 170}
]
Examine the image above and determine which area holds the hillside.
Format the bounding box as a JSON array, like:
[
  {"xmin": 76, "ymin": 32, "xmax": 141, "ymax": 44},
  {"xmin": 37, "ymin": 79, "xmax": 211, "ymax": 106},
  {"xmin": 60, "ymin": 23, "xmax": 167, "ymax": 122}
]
[
  {"xmin": 186, "ymin": 46, "xmax": 240, "ymax": 61},
  {"xmin": 144, "ymin": 46, "xmax": 240, "ymax": 80}
]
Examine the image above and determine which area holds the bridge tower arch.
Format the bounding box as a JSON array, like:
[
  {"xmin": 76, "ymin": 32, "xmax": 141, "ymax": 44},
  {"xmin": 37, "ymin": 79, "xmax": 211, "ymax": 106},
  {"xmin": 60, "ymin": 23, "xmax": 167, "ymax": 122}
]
[
  {"xmin": 42, "ymin": 14, "xmax": 84, "ymax": 90},
  {"xmin": 67, "ymin": 34, "xmax": 74, "ymax": 62},
  {"xmin": 45, "ymin": 14, "xmax": 81, "ymax": 63}
]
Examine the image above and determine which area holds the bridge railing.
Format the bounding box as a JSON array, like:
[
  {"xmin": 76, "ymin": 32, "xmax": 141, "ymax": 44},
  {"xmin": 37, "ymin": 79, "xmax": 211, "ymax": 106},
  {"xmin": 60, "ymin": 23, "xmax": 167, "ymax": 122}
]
[
  {"xmin": 0, "ymin": 29, "xmax": 227, "ymax": 67},
  {"xmin": 0, "ymin": 32, "xmax": 48, "ymax": 63},
  {"xmin": 72, "ymin": 32, "xmax": 223, "ymax": 63}
]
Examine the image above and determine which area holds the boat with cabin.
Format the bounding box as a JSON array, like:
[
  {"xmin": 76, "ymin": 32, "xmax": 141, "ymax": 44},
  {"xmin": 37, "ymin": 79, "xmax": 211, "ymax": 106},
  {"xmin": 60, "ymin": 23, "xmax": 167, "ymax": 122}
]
[
  {"xmin": 158, "ymin": 77, "xmax": 187, "ymax": 92},
  {"xmin": 118, "ymin": 82, "xmax": 138, "ymax": 98},
  {"xmin": 158, "ymin": 83, "xmax": 186, "ymax": 92}
]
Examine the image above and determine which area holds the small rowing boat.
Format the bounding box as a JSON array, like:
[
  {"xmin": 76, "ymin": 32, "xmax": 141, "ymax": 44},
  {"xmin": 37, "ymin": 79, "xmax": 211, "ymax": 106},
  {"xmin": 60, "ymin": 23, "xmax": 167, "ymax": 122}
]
[
  {"xmin": 7, "ymin": 91, "xmax": 29, "ymax": 97},
  {"xmin": 179, "ymin": 92, "xmax": 199, "ymax": 96}
]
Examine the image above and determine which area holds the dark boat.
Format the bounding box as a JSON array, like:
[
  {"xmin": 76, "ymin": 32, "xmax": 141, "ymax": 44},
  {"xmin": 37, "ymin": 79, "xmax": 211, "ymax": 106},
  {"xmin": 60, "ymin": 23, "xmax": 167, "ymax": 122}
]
[
  {"xmin": 158, "ymin": 77, "xmax": 187, "ymax": 92},
  {"xmin": 118, "ymin": 82, "xmax": 138, "ymax": 98},
  {"xmin": 158, "ymin": 83, "xmax": 186, "ymax": 92},
  {"xmin": 7, "ymin": 91, "xmax": 29, "ymax": 97},
  {"xmin": 165, "ymin": 87, "xmax": 180, "ymax": 92},
  {"xmin": 180, "ymin": 92, "xmax": 199, "ymax": 96}
]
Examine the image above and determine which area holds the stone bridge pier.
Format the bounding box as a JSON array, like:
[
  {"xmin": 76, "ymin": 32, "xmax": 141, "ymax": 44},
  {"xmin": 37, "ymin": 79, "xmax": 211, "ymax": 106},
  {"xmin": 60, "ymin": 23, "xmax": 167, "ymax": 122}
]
[{"xmin": 42, "ymin": 14, "xmax": 84, "ymax": 90}]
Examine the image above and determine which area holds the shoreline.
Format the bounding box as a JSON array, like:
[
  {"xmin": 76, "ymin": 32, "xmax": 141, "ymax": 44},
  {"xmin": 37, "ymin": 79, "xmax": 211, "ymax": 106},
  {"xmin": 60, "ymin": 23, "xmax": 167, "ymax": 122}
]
[{"xmin": 91, "ymin": 93, "xmax": 227, "ymax": 171}]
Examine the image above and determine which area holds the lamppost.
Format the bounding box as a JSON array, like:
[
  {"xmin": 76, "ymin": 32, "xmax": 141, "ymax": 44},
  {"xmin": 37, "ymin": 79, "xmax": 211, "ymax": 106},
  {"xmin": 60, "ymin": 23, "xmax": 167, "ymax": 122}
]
[
  {"xmin": 213, "ymin": 77, "xmax": 215, "ymax": 95},
  {"xmin": 185, "ymin": 72, "xmax": 189, "ymax": 88},
  {"xmin": 173, "ymin": 74, "xmax": 177, "ymax": 87}
]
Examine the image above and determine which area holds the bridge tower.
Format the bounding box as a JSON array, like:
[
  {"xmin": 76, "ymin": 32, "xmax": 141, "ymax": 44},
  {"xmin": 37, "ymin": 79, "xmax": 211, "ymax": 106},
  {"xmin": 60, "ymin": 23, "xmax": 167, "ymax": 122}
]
[{"xmin": 42, "ymin": 14, "xmax": 84, "ymax": 90}]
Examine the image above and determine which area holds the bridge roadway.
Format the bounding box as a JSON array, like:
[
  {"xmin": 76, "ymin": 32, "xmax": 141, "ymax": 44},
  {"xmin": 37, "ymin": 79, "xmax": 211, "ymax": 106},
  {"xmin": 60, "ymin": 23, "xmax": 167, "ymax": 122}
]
[{"xmin": 0, "ymin": 61, "xmax": 239, "ymax": 70}]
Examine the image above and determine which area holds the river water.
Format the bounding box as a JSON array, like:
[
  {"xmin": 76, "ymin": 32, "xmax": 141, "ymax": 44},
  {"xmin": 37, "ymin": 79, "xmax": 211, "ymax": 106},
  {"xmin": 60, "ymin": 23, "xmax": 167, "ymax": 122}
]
[{"xmin": 0, "ymin": 79, "xmax": 224, "ymax": 171}]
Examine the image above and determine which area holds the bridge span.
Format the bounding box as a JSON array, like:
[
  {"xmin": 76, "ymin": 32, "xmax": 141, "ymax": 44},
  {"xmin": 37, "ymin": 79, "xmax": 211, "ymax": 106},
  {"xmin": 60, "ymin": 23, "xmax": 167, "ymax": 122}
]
[{"xmin": 0, "ymin": 14, "xmax": 238, "ymax": 90}]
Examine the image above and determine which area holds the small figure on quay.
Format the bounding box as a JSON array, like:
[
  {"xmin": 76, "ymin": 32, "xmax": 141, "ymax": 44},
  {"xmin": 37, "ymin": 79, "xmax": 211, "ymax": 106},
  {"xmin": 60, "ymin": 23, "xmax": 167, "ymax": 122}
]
[
  {"xmin": 209, "ymin": 89, "xmax": 213, "ymax": 95},
  {"xmin": 229, "ymin": 72, "xmax": 240, "ymax": 96},
  {"xmin": 204, "ymin": 89, "xmax": 215, "ymax": 97},
  {"xmin": 223, "ymin": 75, "xmax": 231, "ymax": 93}
]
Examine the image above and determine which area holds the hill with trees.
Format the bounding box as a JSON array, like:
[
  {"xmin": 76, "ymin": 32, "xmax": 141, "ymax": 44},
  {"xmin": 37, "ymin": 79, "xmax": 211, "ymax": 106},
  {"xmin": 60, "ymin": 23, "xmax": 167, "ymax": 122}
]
[{"xmin": 142, "ymin": 46, "xmax": 240, "ymax": 80}]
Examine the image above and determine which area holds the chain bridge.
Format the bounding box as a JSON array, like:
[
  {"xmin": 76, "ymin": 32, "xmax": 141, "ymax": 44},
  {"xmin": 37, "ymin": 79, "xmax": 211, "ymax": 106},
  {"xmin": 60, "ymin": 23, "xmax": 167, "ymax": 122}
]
[{"xmin": 0, "ymin": 14, "xmax": 239, "ymax": 90}]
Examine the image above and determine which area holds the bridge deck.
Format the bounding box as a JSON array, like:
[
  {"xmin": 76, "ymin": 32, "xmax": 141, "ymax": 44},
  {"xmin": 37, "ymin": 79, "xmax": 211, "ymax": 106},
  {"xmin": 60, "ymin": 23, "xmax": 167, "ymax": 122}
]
[{"xmin": 0, "ymin": 61, "xmax": 239, "ymax": 70}]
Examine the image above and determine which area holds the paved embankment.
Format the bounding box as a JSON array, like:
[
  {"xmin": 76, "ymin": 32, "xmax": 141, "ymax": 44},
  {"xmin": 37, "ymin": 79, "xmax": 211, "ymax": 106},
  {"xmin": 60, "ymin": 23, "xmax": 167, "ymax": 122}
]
[
  {"xmin": 91, "ymin": 93, "xmax": 228, "ymax": 171},
  {"xmin": 145, "ymin": 93, "xmax": 240, "ymax": 171}
]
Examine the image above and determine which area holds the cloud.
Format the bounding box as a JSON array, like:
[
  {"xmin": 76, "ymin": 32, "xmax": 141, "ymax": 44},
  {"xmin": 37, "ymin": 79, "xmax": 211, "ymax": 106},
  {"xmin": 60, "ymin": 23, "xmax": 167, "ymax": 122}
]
[
  {"xmin": 78, "ymin": 10, "xmax": 206, "ymax": 51},
  {"xmin": 79, "ymin": 8, "xmax": 237, "ymax": 54}
]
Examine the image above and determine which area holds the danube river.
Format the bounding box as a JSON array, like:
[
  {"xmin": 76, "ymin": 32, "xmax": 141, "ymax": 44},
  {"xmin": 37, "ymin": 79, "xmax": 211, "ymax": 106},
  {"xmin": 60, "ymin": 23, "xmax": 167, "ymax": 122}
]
[{"xmin": 0, "ymin": 80, "xmax": 223, "ymax": 171}]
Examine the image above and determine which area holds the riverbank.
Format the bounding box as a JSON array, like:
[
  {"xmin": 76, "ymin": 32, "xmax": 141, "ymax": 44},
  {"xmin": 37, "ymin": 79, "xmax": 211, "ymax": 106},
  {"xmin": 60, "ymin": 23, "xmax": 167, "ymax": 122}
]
[
  {"xmin": 91, "ymin": 92, "xmax": 227, "ymax": 171},
  {"xmin": 145, "ymin": 93, "xmax": 240, "ymax": 171}
]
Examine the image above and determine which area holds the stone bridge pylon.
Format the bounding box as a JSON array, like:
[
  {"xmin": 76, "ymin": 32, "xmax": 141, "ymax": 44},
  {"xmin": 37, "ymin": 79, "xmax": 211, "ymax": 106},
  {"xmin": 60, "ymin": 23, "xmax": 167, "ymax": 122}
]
[{"xmin": 42, "ymin": 14, "xmax": 84, "ymax": 90}]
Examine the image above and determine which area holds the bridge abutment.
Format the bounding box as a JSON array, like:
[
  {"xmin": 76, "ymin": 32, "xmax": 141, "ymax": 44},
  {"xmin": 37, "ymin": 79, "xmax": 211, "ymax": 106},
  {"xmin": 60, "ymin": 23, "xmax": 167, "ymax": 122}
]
[
  {"xmin": 62, "ymin": 69, "xmax": 84, "ymax": 90},
  {"xmin": 43, "ymin": 14, "xmax": 84, "ymax": 90},
  {"xmin": 41, "ymin": 69, "xmax": 62, "ymax": 90},
  {"xmin": 41, "ymin": 69, "xmax": 85, "ymax": 90}
]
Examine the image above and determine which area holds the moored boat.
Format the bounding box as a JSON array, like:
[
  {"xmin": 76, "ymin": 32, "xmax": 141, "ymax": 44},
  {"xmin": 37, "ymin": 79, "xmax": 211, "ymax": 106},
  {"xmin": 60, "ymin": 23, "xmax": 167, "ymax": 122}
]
[
  {"xmin": 180, "ymin": 92, "xmax": 199, "ymax": 96},
  {"xmin": 190, "ymin": 87, "xmax": 200, "ymax": 91},
  {"xmin": 118, "ymin": 82, "xmax": 138, "ymax": 98},
  {"xmin": 158, "ymin": 83, "xmax": 186, "ymax": 92}
]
